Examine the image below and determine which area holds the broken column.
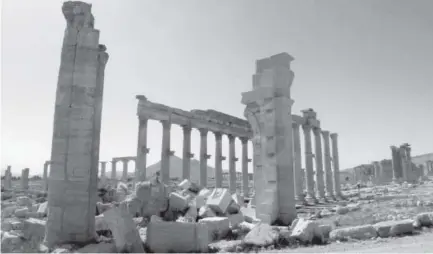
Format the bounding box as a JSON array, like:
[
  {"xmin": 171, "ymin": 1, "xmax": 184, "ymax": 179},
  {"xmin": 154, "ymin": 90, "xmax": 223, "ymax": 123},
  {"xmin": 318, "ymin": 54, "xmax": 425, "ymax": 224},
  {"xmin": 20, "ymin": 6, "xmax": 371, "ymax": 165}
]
[
  {"xmin": 292, "ymin": 123, "xmax": 305, "ymax": 203},
  {"xmin": 228, "ymin": 135, "xmax": 237, "ymax": 194},
  {"xmin": 214, "ymin": 132, "xmax": 224, "ymax": 188},
  {"xmin": 4, "ymin": 166, "xmax": 12, "ymax": 189},
  {"xmin": 182, "ymin": 125, "xmax": 192, "ymax": 180},
  {"xmin": 302, "ymin": 122, "xmax": 317, "ymax": 203},
  {"xmin": 330, "ymin": 133, "xmax": 342, "ymax": 198},
  {"xmin": 321, "ymin": 130, "xmax": 335, "ymax": 199},
  {"xmin": 313, "ymin": 126, "xmax": 326, "ymax": 202},
  {"xmin": 199, "ymin": 128, "xmax": 209, "ymax": 187},
  {"xmin": 399, "ymin": 146, "xmax": 408, "ymax": 182},
  {"xmin": 242, "ymin": 52, "xmax": 297, "ymax": 225},
  {"xmin": 45, "ymin": 1, "xmax": 108, "ymax": 247},
  {"xmin": 136, "ymin": 117, "xmax": 149, "ymax": 181},
  {"xmin": 43, "ymin": 162, "xmax": 50, "ymax": 191},
  {"xmin": 160, "ymin": 120, "xmax": 171, "ymax": 184},
  {"xmin": 21, "ymin": 168, "xmax": 29, "ymax": 190},
  {"xmin": 390, "ymin": 146, "xmax": 402, "ymax": 182}
]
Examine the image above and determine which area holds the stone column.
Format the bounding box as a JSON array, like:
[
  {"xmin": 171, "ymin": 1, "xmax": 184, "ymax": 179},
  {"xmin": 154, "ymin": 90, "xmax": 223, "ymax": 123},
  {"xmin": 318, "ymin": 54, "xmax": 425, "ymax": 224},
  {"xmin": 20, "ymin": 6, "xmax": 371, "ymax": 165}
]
[
  {"xmin": 160, "ymin": 120, "xmax": 171, "ymax": 184},
  {"xmin": 4, "ymin": 166, "xmax": 12, "ymax": 189},
  {"xmin": 43, "ymin": 161, "xmax": 50, "ymax": 191},
  {"xmin": 406, "ymin": 146, "xmax": 413, "ymax": 179},
  {"xmin": 292, "ymin": 123, "xmax": 305, "ymax": 203},
  {"xmin": 199, "ymin": 128, "xmax": 210, "ymax": 187},
  {"xmin": 99, "ymin": 161, "xmax": 106, "ymax": 179},
  {"xmin": 372, "ymin": 161, "xmax": 379, "ymax": 184},
  {"xmin": 228, "ymin": 134, "xmax": 237, "ymax": 194},
  {"xmin": 321, "ymin": 131, "xmax": 334, "ymax": 199},
  {"xmin": 399, "ymin": 146, "xmax": 408, "ymax": 182},
  {"xmin": 21, "ymin": 168, "xmax": 29, "ymax": 190},
  {"xmin": 136, "ymin": 118, "xmax": 149, "ymax": 182},
  {"xmin": 313, "ymin": 127, "xmax": 326, "ymax": 202},
  {"xmin": 111, "ymin": 160, "xmax": 117, "ymax": 180},
  {"xmin": 214, "ymin": 132, "xmax": 224, "ymax": 188},
  {"xmin": 182, "ymin": 126, "xmax": 192, "ymax": 180},
  {"xmin": 241, "ymin": 137, "xmax": 250, "ymax": 197},
  {"xmin": 242, "ymin": 52, "xmax": 297, "ymax": 225},
  {"xmin": 390, "ymin": 146, "xmax": 400, "ymax": 181},
  {"xmin": 45, "ymin": 2, "xmax": 108, "ymax": 246},
  {"xmin": 122, "ymin": 160, "xmax": 128, "ymax": 181},
  {"xmin": 302, "ymin": 124, "xmax": 316, "ymax": 203},
  {"xmin": 330, "ymin": 133, "xmax": 342, "ymax": 198}
]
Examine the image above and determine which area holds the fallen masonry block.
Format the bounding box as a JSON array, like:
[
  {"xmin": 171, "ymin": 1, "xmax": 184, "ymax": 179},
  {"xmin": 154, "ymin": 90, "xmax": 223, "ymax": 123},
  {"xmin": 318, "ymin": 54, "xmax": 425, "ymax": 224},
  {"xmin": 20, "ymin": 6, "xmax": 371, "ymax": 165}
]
[
  {"xmin": 196, "ymin": 188, "xmax": 212, "ymax": 208},
  {"xmin": 15, "ymin": 207, "xmax": 29, "ymax": 218},
  {"xmin": 319, "ymin": 224, "xmax": 333, "ymax": 240},
  {"xmin": 31, "ymin": 203, "xmax": 40, "ymax": 212},
  {"xmin": 16, "ymin": 196, "xmax": 32, "ymax": 207},
  {"xmin": 185, "ymin": 203, "xmax": 198, "ymax": 221},
  {"xmin": 240, "ymin": 207, "xmax": 260, "ymax": 223},
  {"xmin": 199, "ymin": 205, "xmax": 217, "ymax": 218},
  {"xmin": 1, "ymin": 232, "xmax": 23, "ymax": 253},
  {"xmin": 199, "ymin": 217, "xmax": 231, "ymax": 241},
  {"xmin": 26, "ymin": 211, "xmax": 44, "ymax": 219},
  {"xmin": 373, "ymin": 219, "xmax": 414, "ymax": 238},
  {"xmin": 103, "ymin": 207, "xmax": 145, "ymax": 253},
  {"xmin": 146, "ymin": 220, "xmax": 209, "ymax": 253},
  {"xmin": 2, "ymin": 205, "xmax": 17, "ymax": 218},
  {"xmin": 22, "ymin": 218, "xmax": 46, "ymax": 241},
  {"xmin": 290, "ymin": 218, "xmax": 323, "ymax": 243},
  {"xmin": 330, "ymin": 225, "xmax": 377, "ymax": 241},
  {"xmin": 335, "ymin": 206, "xmax": 349, "ymax": 215},
  {"xmin": 243, "ymin": 223, "xmax": 279, "ymax": 247},
  {"xmin": 227, "ymin": 200, "xmax": 241, "ymax": 214},
  {"xmin": 120, "ymin": 195, "xmax": 142, "ymax": 217},
  {"xmin": 228, "ymin": 213, "xmax": 245, "ymax": 228},
  {"xmin": 135, "ymin": 181, "xmax": 151, "ymax": 203},
  {"xmin": 95, "ymin": 214, "xmax": 110, "ymax": 232},
  {"xmin": 232, "ymin": 193, "xmax": 244, "ymax": 207},
  {"xmin": 169, "ymin": 192, "xmax": 189, "ymax": 211},
  {"xmin": 206, "ymin": 188, "xmax": 232, "ymax": 214},
  {"xmin": 37, "ymin": 201, "xmax": 48, "ymax": 215},
  {"xmin": 178, "ymin": 179, "xmax": 192, "ymax": 190},
  {"xmin": 75, "ymin": 242, "xmax": 117, "ymax": 253},
  {"xmin": 414, "ymin": 212, "xmax": 433, "ymax": 227}
]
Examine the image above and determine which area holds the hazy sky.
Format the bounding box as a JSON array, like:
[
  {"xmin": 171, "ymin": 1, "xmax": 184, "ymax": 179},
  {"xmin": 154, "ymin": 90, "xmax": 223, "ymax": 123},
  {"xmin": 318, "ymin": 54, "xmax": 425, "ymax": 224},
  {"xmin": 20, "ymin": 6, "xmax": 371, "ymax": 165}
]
[{"xmin": 1, "ymin": 0, "xmax": 432, "ymax": 176}]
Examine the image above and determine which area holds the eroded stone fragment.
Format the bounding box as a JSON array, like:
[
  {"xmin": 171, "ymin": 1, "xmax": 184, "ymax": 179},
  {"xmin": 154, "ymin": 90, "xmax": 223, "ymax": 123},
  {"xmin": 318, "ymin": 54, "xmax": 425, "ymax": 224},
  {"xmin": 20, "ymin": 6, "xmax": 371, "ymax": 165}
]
[
  {"xmin": 329, "ymin": 225, "xmax": 377, "ymax": 241},
  {"xmin": 243, "ymin": 223, "xmax": 279, "ymax": 247},
  {"xmin": 199, "ymin": 217, "xmax": 230, "ymax": 241},
  {"xmin": 206, "ymin": 188, "xmax": 232, "ymax": 214}
]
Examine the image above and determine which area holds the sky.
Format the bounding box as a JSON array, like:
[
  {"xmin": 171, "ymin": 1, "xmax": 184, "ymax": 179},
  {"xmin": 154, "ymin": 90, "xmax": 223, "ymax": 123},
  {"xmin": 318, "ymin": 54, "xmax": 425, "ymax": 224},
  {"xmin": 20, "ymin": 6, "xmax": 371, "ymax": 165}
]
[{"xmin": 1, "ymin": 0, "xmax": 432, "ymax": 176}]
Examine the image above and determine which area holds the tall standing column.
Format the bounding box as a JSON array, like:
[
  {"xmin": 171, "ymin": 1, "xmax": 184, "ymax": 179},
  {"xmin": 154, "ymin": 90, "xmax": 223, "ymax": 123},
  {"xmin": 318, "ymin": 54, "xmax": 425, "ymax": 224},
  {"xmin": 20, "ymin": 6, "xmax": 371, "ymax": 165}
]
[
  {"xmin": 399, "ymin": 146, "xmax": 408, "ymax": 182},
  {"xmin": 228, "ymin": 135, "xmax": 237, "ymax": 194},
  {"xmin": 330, "ymin": 133, "xmax": 342, "ymax": 198},
  {"xmin": 406, "ymin": 146, "xmax": 413, "ymax": 179},
  {"xmin": 292, "ymin": 123, "xmax": 305, "ymax": 203},
  {"xmin": 160, "ymin": 120, "xmax": 171, "ymax": 184},
  {"xmin": 111, "ymin": 161, "xmax": 117, "ymax": 180},
  {"xmin": 45, "ymin": 2, "xmax": 109, "ymax": 246},
  {"xmin": 99, "ymin": 161, "xmax": 106, "ymax": 180},
  {"xmin": 321, "ymin": 131, "xmax": 334, "ymax": 199},
  {"xmin": 4, "ymin": 166, "xmax": 12, "ymax": 189},
  {"xmin": 182, "ymin": 126, "xmax": 192, "ymax": 181},
  {"xmin": 122, "ymin": 160, "xmax": 128, "ymax": 181},
  {"xmin": 43, "ymin": 162, "xmax": 50, "ymax": 191},
  {"xmin": 313, "ymin": 127, "xmax": 326, "ymax": 202},
  {"xmin": 390, "ymin": 146, "xmax": 399, "ymax": 182},
  {"xmin": 214, "ymin": 132, "xmax": 223, "ymax": 188},
  {"xmin": 136, "ymin": 118, "xmax": 149, "ymax": 182},
  {"xmin": 241, "ymin": 137, "xmax": 250, "ymax": 197},
  {"xmin": 302, "ymin": 124, "xmax": 316, "ymax": 203},
  {"xmin": 21, "ymin": 168, "xmax": 29, "ymax": 190},
  {"xmin": 199, "ymin": 128, "xmax": 209, "ymax": 187}
]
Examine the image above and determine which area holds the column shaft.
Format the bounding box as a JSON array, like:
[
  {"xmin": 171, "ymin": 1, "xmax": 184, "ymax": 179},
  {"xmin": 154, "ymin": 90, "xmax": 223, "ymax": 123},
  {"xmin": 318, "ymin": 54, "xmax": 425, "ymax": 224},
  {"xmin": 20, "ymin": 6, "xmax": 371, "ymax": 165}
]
[
  {"xmin": 399, "ymin": 147, "xmax": 408, "ymax": 182},
  {"xmin": 43, "ymin": 162, "xmax": 49, "ymax": 191},
  {"xmin": 330, "ymin": 133, "xmax": 342, "ymax": 197},
  {"xmin": 21, "ymin": 168, "xmax": 29, "ymax": 190},
  {"xmin": 228, "ymin": 135, "xmax": 237, "ymax": 194},
  {"xmin": 303, "ymin": 125, "xmax": 316, "ymax": 202},
  {"xmin": 313, "ymin": 127, "xmax": 326, "ymax": 201},
  {"xmin": 160, "ymin": 121, "xmax": 171, "ymax": 184},
  {"xmin": 136, "ymin": 118, "xmax": 148, "ymax": 182},
  {"xmin": 199, "ymin": 129, "xmax": 209, "ymax": 187},
  {"xmin": 122, "ymin": 160, "xmax": 128, "ymax": 181},
  {"xmin": 111, "ymin": 161, "xmax": 117, "ymax": 180},
  {"xmin": 292, "ymin": 123, "xmax": 305, "ymax": 202},
  {"xmin": 214, "ymin": 132, "xmax": 223, "ymax": 188},
  {"xmin": 241, "ymin": 137, "xmax": 249, "ymax": 197},
  {"xmin": 182, "ymin": 126, "xmax": 192, "ymax": 181},
  {"xmin": 322, "ymin": 131, "xmax": 334, "ymax": 198},
  {"xmin": 100, "ymin": 162, "xmax": 106, "ymax": 179}
]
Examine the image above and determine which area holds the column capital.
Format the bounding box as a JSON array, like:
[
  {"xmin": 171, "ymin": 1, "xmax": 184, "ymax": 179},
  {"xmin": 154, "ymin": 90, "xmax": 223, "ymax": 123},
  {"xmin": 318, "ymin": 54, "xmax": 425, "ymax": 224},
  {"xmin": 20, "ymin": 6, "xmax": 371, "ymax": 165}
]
[
  {"xmin": 160, "ymin": 120, "xmax": 171, "ymax": 129},
  {"xmin": 99, "ymin": 161, "xmax": 107, "ymax": 165},
  {"xmin": 141, "ymin": 147, "xmax": 150, "ymax": 154},
  {"xmin": 240, "ymin": 137, "xmax": 249, "ymax": 144},
  {"xmin": 292, "ymin": 122, "xmax": 300, "ymax": 128},
  {"xmin": 330, "ymin": 133, "xmax": 338, "ymax": 139},
  {"xmin": 321, "ymin": 130, "xmax": 330, "ymax": 137},
  {"xmin": 182, "ymin": 125, "xmax": 192, "ymax": 132},
  {"xmin": 313, "ymin": 126, "xmax": 322, "ymax": 135},
  {"xmin": 228, "ymin": 134, "xmax": 236, "ymax": 141},
  {"xmin": 213, "ymin": 131, "xmax": 222, "ymax": 139},
  {"xmin": 233, "ymin": 157, "xmax": 239, "ymax": 162},
  {"xmin": 199, "ymin": 128, "xmax": 208, "ymax": 136},
  {"xmin": 302, "ymin": 124, "xmax": 312, "ymax": 132}
]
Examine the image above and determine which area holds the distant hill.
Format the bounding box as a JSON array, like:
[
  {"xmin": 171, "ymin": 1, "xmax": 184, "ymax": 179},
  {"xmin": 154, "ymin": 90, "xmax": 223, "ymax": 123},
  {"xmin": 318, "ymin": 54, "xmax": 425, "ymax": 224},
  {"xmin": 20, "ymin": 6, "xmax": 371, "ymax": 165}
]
[{"xmin": 412, "ymin": 153, "xmax": 433, "ymax": 166}]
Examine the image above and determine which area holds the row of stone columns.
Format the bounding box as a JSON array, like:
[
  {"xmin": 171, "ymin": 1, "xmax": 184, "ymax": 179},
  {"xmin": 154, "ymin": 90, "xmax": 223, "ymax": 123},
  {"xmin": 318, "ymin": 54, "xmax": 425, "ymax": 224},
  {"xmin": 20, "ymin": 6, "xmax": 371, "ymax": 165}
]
[
  {"xmin": 135, "ymin": 118, "xmax": 252, "ymax": 195},
  {"xmin": 293, "ymin": 122, "xmax": 342, "ymax": 204}
]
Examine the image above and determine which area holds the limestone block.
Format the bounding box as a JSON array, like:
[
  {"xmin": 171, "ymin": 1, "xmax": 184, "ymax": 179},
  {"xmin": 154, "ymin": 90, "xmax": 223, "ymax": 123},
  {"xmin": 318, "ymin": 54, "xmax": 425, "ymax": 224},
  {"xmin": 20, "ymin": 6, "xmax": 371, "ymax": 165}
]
[
  {"xmin": 16, "ymin": 196, "xmax": 32, "ymax": 207},
  {"xmin": 329, "ymin": 225, "xmax": 377, "ymax": 241},
  {"xmin": 169, "ymin": 192, "xmax": 189, "ymax": 211},
  {"xmin": 206, "ymin": 188, "xmax": 232, "ymax": 214},
  {"xmin": 103, "ymin": 207, "xmax": 145, "ymax": 253},
  {"xmin": 185, "ymin": 203, "xmax": 198, "ymax": 221},
  {"xmin": 26, "ymin": 211, "xmax": 44, "ymax": 219},
  {"xmin": 241, "ymin": 207, "xmax": 260, "ymax": 223},
  {"xmin": 1, "ymin": 232, "xmax": 23, "ymax": 253},
  {"xmin": 319, "ymin": 224, "xmax": 333, "ymax": 240},
  {"xmin": 228, "ymin": 213, "xmax": 245, "ymax": 228},
  {"xmin": 75, "ymin": 242, "xmax": 117, "ymax": 253},
  {"xmin": 373, "ymin": 219, "xmax": 414, "ymax": 238},
  {"xmin": 232, "ymin": 193, "xmax": 244, "ymax": 207},
  {"xmin": 95, "ymin": 214, "xmax": 109, "ymax": 232},
  {"xmin": 142, "ymin": 182, "xmax": 169, "ymax": 217},
  {"xmin": 226, "ymin": 200, "xmax": 241, "ymax": 214},
  {"xmin": 178, "ymin": 179, "xmax": 192, "ymax": 190},
  {"xmin": 243, "ymin": 223, "xmax": 279, "ymax": 247},
  {"xmin": 37, "ymin": 201, "xmax": 48, "ymax": 215},
  {"xmin": 196, "ymin": 188, "xmax": 212, "ymax": 208},
  {"xmin": 198, "ymin": 205, "xmax": 216, "ymax": 218},
  {"xmin": 290, "ymin": 218, "xmax": 323, "ymax": 243},
  {"xmin": 134, "ymin": 181, "xmax": 151, "ymax": 203},
  {"xmin": 2, "ymin": 206, "xmax": 17, "ymax": 218},
  {"xmin": 22, "ymin": 218, "xmax": 46, "ymax": 241},
  {"xmin": 150, "ymin": 215, "xmax": 163, "ymax": 222},
  {"xmin": 15, "ymin": 207, "xmax": 29, "ymax": 218},
  {"xmin": 31, "ymin": 204, "xmax": 40, "ymax": 212},
  {"xmin": 146, "ymin": 220, "xmax": 209, "ymax": 253},
  {"xmin": 121, "ymin": 195, "xmax": 142, "ymax": 217},
  {"xmin": 414, "ymin": 212, "xmax": 433, "ymax": 227},
  {"xmin": 336, "ymin": 206, "xmax": 349, "ymax": 215},
  {"xmin": 199, "ymin": 217, "xmax": 230, "ymax": 240},
  {"xmin": 239, "ymin": 221, "xmax": 256, "ymax": 231}
]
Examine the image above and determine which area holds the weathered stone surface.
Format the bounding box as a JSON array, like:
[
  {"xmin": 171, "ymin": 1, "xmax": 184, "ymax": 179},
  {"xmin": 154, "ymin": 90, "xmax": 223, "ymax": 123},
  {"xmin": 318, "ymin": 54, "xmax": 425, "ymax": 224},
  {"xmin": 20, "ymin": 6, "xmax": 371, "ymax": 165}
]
[
  {"xmin": 36, "ymin": 201, "xmax": 48, "ymax": 215},
  {"xmin": 243, "ymin": 223, "xmax": 279, "ymax": 246},
  {"xmin": 196, "ymin": 188, "xmax": 212, "ymax": 208},
  {"xmin": 373, "ymin": 219, "xmax": 414, "ymax": 237},
  {"xmin": 1, "ymin": 232, "xmax": 23, "ymax": 253},
  {"xmin": 120, "ymin": 195, "xmax": 142, "ymax": 217},
  {"xmin": 23, "ymin": 218, "xmax": 46, "ymax": 242},
  {"xmin": 16, "ymin": 196, "xmax": 32, "ymax": 207},
  {"xmin": 75, "ymin": 242, "xmax": 117, "ymax": 253},
  {"xmin": 141, "ymin": 181, "xmax": 169, "ymax": 217},
  {"xmin": 206, "ymin": 188, "xmax": 232, "ymax": 214},
  {"xmin": 185, "ymin": 203, "xmax": 198, "ymax": 221},
  {"xmin": 290, "ymin": 218, "xmax": 323, "ymax": 243},
  {"xmin": 2, "ymin": 206, "xmax": 17, "ymax": 218},
  {"xmin": 146, "ymin": 220, "xmax": 209, "ymax": 253},
  {"xmin": 134, "ymin": 181, "xmax": 151, "ymax": 203},
  {"xmin": 241, "ymin": 206, "xmax": 260, "ymax": 223},
  {"xmin": 199, "ymin": 217, "xmax": 230, "ymax": 240},
  {"xmin": 169, "ymin": 192, "xmax": 189, "ymax": 211},
  {"xmin": 103, "ymin": 207, "xmax": 144, "ymax": 253},
  {"xmin": 414, "ymin": 212, "xmax": 433, "ymax": 227},
  {"xmin": 319, "ymin": 224, "xmax": 333, "ymax": 239},
  {"xmin": 330, "ymin": 225, "xmax": 377, "ymax": 241},
  {"xmin": 199, "ymin": 205, "xmax": 216, "ymax": 218},
  {"xmin": 228, "ymin": 213, "xmax": 245, "ymax": 228},
  {"xmin": 15, "ymin": 207, "xmax": 29, "ymax": 218},
  {"xmin": 336, "ymin": 206, "xmax": 349, "ymax": 215},
  {"xmin": 95, "ymin": 214, "xmax": 109, "ymax": 232}
]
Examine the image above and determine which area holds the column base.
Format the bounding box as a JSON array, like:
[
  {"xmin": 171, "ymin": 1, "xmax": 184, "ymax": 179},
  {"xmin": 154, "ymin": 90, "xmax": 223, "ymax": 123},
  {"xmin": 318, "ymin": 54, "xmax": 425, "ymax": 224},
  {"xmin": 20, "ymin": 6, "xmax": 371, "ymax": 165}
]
[
  {"xmin": 317, "ymin": 197, "xmax": 327, "ymax": 204},
  {"xmin": 305, "ymin": 194, "xmax": 318, "ymax": 205}
]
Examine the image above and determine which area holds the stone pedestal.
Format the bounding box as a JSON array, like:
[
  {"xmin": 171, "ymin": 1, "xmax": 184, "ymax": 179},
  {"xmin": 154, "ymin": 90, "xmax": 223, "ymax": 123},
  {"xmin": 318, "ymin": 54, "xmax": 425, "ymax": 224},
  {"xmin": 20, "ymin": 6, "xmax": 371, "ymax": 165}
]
[
  {"xmin": 21, "ymin": 168, "xmax": 29, "ymax": 190},
  {"xmin": 160, "ymin": 120, "xmax": 171, "ymax": 184},
  {"xmin": 321, "ymin": 131, "xmax": 335, "ymax": 199},
  {"xmin": 302, "ymin": 124, "xmax": 317, "ymax": 204},
  {"xmin": 136, "ymin": 118, "xmax": 149, "ymax": 181},
  {"xmin": 313, "ymin": 127, "xmax": 326, "ymax": 202},
  {"xmin": 45, "ymin": 1, "xmax": 109, "ymax": 247},
  {"xmin": 330, "ymin": 133, "xmax": 342, "ymax": 198},
  {"xmin": 228, "ymin": 135, "xmax": 237, "ymax": 194},
  {"xmin": 199, "ymin": 129, "xmax": 209, "ymax": 187},
  {"xmin": 182, "ymin": 126, "xmax": 192, "ymax": 181},
  {"xmin": 241, "ymin": 52, "xmax": 297, "ymax": 225},
  {"xmin": 292, "ymin": 123, "xmax": 305, "ymax": 203},
  {"xmin": 214, "ymin": 132, "xmax": 223, "ymax": 188}
]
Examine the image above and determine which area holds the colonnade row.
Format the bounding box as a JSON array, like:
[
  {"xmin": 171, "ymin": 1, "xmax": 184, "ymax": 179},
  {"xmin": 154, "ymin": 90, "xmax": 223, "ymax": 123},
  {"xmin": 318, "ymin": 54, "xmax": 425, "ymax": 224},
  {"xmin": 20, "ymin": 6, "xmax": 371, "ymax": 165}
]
[
  {"xmin": 390, "ymin": 143, "xmax": 414, "ymax": 183},
  {"xmin": 2, "ymin": 162, "xmax": 50, "ymax": 192}
]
